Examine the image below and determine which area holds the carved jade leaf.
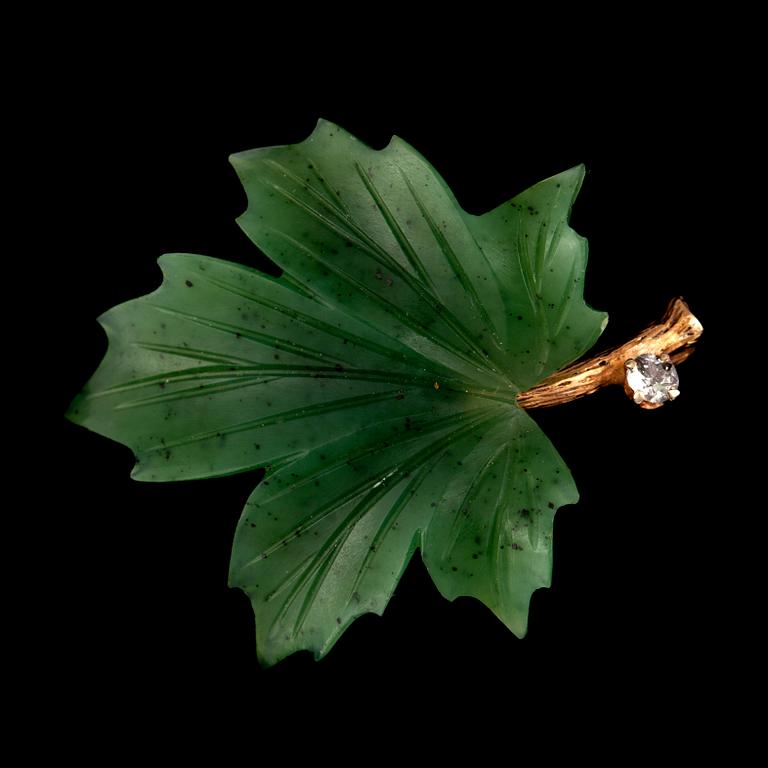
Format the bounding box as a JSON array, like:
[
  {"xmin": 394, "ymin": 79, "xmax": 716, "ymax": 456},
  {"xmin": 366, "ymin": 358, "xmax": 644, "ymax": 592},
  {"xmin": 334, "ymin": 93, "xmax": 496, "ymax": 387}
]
[{"xmin": 67, "ymin": 121, "xmax": 607, "ymax": 665}]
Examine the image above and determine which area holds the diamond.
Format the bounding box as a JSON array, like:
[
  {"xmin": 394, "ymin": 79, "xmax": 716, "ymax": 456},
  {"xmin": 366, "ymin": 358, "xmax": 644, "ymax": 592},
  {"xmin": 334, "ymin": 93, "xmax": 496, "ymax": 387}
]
[{"xmin": 625, "ymin": 354, "xmax": 680, "ymax": 405}]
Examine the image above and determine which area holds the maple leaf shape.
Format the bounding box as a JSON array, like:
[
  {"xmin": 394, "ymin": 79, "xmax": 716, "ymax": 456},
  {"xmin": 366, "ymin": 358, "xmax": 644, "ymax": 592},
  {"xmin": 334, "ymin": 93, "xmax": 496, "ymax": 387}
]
[{"xmin": 67, "ymin": 120, "xmax": 606, "ymax": 665}]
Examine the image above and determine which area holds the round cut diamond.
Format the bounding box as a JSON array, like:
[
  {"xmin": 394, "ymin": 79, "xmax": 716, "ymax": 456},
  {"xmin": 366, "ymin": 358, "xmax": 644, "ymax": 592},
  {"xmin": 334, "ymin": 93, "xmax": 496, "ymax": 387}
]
[{"xmin": 625, "ymin": 354, "xmax": 679, "ymax": 405}]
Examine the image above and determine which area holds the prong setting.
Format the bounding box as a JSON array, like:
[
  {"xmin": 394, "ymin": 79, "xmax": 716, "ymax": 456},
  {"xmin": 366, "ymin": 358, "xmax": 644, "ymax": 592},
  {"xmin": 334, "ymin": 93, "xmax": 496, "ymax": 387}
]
[{"xmin": 624, "ymin": 353, "xmax": 680, "ymax": 407}]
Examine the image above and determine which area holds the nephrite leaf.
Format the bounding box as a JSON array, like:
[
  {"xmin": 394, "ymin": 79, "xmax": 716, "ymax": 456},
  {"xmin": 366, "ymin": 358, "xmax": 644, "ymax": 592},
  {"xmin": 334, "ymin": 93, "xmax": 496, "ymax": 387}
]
[{"xmin": 68, "ymin": 120, "xmax": 606, "ymax": 665}]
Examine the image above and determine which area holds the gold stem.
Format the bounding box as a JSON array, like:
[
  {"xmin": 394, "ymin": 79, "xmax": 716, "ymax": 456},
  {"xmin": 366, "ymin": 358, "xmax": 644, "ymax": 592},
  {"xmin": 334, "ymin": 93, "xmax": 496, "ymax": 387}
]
[{"xmin": 516, "ymin": 298, "xmax": 703, "ymax": 410}]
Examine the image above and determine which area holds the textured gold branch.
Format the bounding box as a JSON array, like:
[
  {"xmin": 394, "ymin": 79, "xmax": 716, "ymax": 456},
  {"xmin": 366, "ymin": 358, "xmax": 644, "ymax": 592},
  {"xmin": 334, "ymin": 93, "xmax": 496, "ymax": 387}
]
[{"xmin": 516, "ymin": 298, "xmax": 703, "ymax": 410}]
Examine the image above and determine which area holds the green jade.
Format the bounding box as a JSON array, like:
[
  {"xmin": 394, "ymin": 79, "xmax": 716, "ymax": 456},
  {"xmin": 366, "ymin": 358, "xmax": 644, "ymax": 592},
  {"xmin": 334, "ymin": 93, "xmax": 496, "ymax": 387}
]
[{"xmin": 67, "ymin": 121, "xmax": 607, "ymax": 666}]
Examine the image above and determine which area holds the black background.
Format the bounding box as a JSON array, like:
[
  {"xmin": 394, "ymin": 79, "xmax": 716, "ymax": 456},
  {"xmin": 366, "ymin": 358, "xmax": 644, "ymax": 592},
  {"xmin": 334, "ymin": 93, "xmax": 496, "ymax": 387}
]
[{"xmin": 47, "ymin": 51, "xmax": 731, "ymax": 732}]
